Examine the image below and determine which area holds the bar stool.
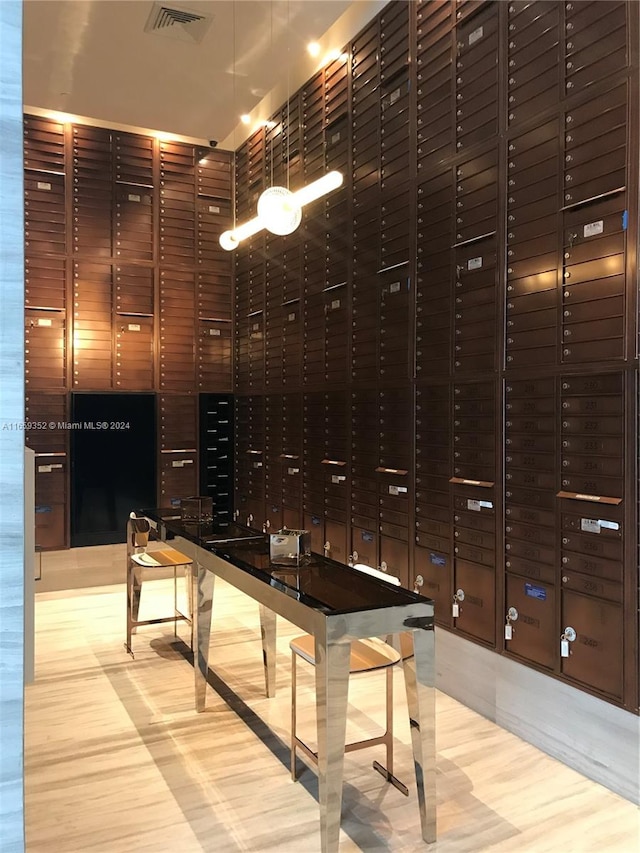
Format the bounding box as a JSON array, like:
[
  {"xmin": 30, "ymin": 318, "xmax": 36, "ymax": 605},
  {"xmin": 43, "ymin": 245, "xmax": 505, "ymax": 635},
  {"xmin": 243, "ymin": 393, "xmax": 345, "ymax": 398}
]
[
  {"xmin": 125, "ymin": 514, "xmax": 193, "ymax": 658},
  {"xmin": 289, "ymin": 564, "xmax": 408, "ymax": 796}
]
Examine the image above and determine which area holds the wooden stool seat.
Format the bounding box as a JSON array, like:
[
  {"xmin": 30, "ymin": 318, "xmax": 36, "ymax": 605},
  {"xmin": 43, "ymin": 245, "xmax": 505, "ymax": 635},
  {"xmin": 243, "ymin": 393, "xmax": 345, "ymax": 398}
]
[
  {"xmin": 290, "ymin": 634, "xmax": 400, "ymax": 671},
  {"xmin": 131, "ymin": 548, "xmax": 192, "ymax": 569}
]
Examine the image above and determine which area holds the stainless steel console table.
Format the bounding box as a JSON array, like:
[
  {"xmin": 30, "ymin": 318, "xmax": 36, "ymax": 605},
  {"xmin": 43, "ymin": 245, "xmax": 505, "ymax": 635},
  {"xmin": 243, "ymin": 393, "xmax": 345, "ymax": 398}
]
[{"xmin": 131, "ymin": 510, "xmax": 436, "ymax": 852}]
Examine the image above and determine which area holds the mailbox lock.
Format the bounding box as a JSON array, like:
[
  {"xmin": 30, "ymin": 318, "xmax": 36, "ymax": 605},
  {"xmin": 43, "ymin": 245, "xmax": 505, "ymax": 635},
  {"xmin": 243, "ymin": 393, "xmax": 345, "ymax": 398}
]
[
  {"xmin": 505, "ymin": 606, "xmax": 518, "ymax": 640},
  {"xmin": 452, "ymin": 588, "xmax": 465, "ymax": 618},
  {"xmin": 414, "ymin": 574, "xmax": 424, "ymax": 594},
  {"xmin": 561, "ymin": 626, "xmax": 576, "ymax": 658}
]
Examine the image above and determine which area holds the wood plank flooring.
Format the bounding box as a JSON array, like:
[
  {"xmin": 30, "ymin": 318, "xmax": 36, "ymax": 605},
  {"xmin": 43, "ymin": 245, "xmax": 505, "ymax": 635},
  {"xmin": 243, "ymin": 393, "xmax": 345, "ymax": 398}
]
[{"xmin": 25, "ymin": 576, "xmax": 640, "ymax": 852}]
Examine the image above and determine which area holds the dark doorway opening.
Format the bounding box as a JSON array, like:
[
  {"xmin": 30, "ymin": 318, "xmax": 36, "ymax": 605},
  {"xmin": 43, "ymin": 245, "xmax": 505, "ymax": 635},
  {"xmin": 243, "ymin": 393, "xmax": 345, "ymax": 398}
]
[{"xmin": 70, "ymin": 393, "xmax": 156, "ymax": 546}]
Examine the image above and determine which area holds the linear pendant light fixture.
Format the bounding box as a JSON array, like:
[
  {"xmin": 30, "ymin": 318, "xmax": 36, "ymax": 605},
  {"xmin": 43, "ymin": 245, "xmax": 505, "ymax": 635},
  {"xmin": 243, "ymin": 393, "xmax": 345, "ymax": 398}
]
[
  {"xmin": 220, "ymin": 1, "xmax": 343, "ymax": 251},
  {"xmin": 219, "ymin": 170, "xmax": 344, "ymax": 250}
]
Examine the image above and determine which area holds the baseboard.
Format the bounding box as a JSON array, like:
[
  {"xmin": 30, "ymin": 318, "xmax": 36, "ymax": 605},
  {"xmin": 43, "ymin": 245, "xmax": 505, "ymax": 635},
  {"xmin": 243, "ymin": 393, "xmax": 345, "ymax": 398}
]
[
  {"xmin": 434, "ymin": 627, "xmax": 640, "ymax": 804},
  {"xmin": 36, "ymin": 544, "xmax": 127, "ymax": 592}
]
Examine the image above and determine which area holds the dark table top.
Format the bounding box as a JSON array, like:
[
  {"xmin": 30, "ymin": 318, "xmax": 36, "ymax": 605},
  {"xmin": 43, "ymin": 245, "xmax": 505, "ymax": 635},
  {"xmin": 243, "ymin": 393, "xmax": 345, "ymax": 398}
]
[{"xmin": 141, "ymin": 508, "xmax": 433, "ymax": 619}]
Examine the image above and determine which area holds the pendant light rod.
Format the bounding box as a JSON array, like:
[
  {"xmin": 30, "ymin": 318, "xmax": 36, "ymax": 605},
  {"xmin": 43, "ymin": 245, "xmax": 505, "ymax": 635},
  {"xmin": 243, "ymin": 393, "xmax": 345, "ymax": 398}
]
[
  {"xmin": 219, "ymin": 170, "xmax": 343, "ymax": 251},
  {"xmin": 286, "ymin": 0, "xmax": 291, "ymax": 191},
  {"xmin": 292, "ymin": 170, "xmax": 344, "ymax": 206},
  {"xmin": 219, "ymin": 216, "xmax": 264, "ymax": 250},
  {"xmin": 232, "ymin": 0, "xmax": 237, "ymax": 230}
]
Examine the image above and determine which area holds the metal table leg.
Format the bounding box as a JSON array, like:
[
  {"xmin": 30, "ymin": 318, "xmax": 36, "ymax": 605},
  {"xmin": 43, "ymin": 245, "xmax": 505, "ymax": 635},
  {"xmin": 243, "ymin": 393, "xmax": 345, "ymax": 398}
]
[
  {"xmin": 258, "ymin": 603, "xmax": 277, "ymax": 698},
  {"xmin": 125, "ymin": 559, "xmax": 143, "ymax": 657},
  {"xmin": 315, "ymin": 636, "xmax": 351, "ymax": 853},
  {"xmin": 194, "ymin": 560, "xmax": 215, "ymax": 712},
  {"xmin": 402, "ymin": 627, "xmax": 436, "ymax": 844}
]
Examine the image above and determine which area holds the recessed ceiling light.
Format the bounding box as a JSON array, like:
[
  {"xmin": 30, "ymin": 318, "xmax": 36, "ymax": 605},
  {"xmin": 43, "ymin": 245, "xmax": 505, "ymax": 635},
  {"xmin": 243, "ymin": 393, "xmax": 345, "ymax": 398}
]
[
  {"xmin": 42, "ymin": 110, "xmax": 74, "ymax": 124},
  {"xmin": 307, "ymin": 42, "xmax": 321, "ymax": 57},
  {"xmin": 240, "ymin": 114, "xmax": 251, "ymax": 124}
]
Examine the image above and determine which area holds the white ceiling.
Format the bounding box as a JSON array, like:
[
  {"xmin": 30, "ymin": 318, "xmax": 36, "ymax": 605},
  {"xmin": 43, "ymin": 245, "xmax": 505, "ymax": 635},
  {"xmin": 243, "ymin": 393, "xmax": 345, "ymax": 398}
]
[{"xmin": 23, "ymin": 0, "xmax": 383, "ymax": 148}]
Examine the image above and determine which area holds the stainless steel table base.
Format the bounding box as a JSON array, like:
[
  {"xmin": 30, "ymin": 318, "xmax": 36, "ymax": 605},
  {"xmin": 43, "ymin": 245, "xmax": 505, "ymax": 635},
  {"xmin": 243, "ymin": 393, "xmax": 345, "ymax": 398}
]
[
  {"xmin": 314, "ymin": 636, "xmax": 351, "ymax": 853},
  {"xmin": 402, "ymin": 628, "xmax": 437, "ymax": 844},
  {"xmin": 193, "ymin": 561, "xmax": 214, "ymax": 713},
  {"xmin": 139, "ymin": 512, "xmax": 437, "ymax": 851},
  {"xmin": 259, "ymin": 603, "xmax": 277, "ymax": 698}
]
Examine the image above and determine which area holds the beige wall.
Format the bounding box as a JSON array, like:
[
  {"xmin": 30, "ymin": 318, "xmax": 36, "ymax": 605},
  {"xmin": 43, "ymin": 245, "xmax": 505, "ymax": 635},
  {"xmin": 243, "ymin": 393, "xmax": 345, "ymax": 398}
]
[{"xmin": 0, "ymin": 2, "xmax": 25, "ymax": 849}]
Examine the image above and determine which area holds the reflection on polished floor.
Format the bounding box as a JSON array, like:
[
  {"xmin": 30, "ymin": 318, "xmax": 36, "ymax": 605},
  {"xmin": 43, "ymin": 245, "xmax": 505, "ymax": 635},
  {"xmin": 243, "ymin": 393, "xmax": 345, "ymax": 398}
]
[{"xmin": 25, "ymin": 574, "xmax": 640, "ymax": 853}]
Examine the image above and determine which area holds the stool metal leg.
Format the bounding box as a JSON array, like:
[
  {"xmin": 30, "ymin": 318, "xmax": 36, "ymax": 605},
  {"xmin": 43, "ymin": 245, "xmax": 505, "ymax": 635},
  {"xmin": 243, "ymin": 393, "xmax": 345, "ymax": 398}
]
[
  {"xmin": 186, "ymin": 563, "xmax": 194, "ymax": 650},
  {"xmin": 386, "ymin": 666, "xmax": 393, "ymax": 775},
  {"xmin": 185, "ymin": 564, "xmax": 194, "ymax": 648},
  {"xmin": 372, "ymin": 664, "xmax": 408, "ymax": 796},
  {"xmin": 291, "ymin": 649, "xmax": 297, "ymax": 781},
  {"xmin": 173, "ymin": 566, "xmax": 178, "ymax": 637}
]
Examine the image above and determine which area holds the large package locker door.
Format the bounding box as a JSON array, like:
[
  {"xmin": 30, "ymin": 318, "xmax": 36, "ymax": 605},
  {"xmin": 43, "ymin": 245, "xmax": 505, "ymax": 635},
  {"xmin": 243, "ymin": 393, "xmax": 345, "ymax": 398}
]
[
  {"xmin": 323, "ymin": 390, "xmax": 349, "ymax": 564},
  {"xmin": 264, "ymin": 394, "xmax": 284, "ymax": 532},
  {"xmin": 504, "ymin": 376, "xmax": 558, "ymax": 671},
  {"xmin": 350, "ymin": 388, "xmax": 379, "ymax": 567},
  {"xmin": 378, "ymin": 386, "xmax": 413, "ymax": 589},
  {"xmin": 558, "ymin": 372, "xmax": 626, "ymax": 702},
  {"xmin": 26, "ymin": 393, "xmax": 68, "ymax": 550},
  {"xmin": 281, "ymin": 392, "xmax": 303, "ymax": 530},
  {"xmin": 302, "ymin": 392, "xmax": 326, "ymax": 553},
  {"xmin": 450, "ymin": 380, "xmax": 498, "ymax": 646},
  {"xmin": 159, "ymin": 393, "xmax": 198, "ymax": 509},
  {"xmin": 415, "ymin": 383, "xmax": 452, "ymax": 625}
]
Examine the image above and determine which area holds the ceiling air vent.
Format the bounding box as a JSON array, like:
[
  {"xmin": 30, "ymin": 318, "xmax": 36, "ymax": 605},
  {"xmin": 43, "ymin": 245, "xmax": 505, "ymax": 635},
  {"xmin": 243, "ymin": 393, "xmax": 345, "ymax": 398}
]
[{"xmin": 144, "ymin": 3, "xmax": 213, "ymax": 43}]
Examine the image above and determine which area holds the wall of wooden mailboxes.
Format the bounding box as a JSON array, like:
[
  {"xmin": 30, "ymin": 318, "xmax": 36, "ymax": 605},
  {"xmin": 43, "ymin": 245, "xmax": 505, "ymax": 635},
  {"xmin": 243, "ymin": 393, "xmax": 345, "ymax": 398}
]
[{"xmin": 24, "ymin": 0, "xmax": 640, "ymax": 712}]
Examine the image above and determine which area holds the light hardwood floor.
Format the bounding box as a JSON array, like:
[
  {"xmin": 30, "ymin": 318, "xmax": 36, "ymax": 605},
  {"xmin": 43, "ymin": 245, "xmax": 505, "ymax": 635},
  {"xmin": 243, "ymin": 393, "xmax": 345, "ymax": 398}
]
[{"xmin": 25, "ymin": 576, "xmax": 640, "ymax": 853}]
